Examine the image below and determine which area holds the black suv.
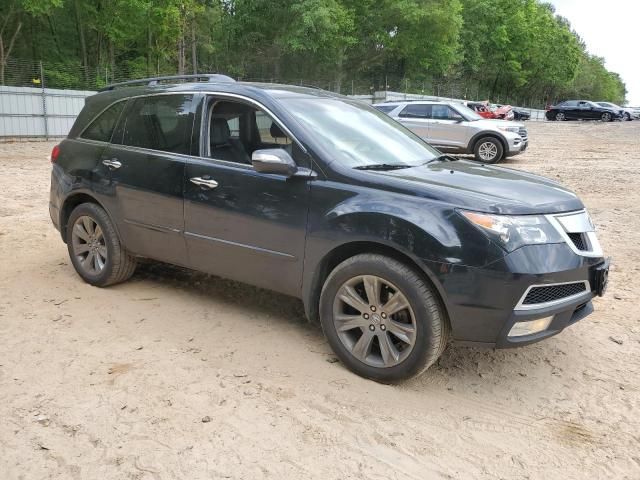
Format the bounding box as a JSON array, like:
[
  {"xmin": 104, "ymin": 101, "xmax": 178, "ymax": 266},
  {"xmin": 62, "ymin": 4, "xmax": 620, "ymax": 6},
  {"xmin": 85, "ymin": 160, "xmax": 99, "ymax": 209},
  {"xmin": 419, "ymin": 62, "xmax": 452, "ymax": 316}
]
[{"xmin": 49, "ymin": 75, "xmax": 609, "ymax": 382}]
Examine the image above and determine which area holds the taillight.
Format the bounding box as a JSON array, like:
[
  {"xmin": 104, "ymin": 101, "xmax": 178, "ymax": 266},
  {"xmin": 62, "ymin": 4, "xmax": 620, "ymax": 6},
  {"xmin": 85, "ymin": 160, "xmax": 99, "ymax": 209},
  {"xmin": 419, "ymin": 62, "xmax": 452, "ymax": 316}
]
[{"xmin": 50, "ymin": 144, "xmax": 60, "ymax": 163}]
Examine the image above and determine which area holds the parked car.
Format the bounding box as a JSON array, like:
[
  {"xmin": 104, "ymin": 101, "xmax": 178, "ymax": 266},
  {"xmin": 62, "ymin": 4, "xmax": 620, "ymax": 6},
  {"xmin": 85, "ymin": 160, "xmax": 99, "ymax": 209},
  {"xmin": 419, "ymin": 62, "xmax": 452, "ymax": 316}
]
[
  {"xmin": 49, "ymin": 75, "xmax": 609, "ymax": 382},
  {"xmin": 545, "ymin": 100, "xmax": 623, "ymax": 122},
  {"xmin": 508, "ymin": 106, "xmax": 531, "ymax": 121},
  {"xmin": 374, "ymin": 100, "xmax": 527, "ymax": 163},
  {"xmin": 596, "ymin": 102, "xmax": 635, "ymax": 121},
  {"xmin": 490, "ymin": 103, "xmax": 515, "ymax": 121},
  {"xmin": 466, "ymin": 101, "xmax": 498, "ymax": 119}
]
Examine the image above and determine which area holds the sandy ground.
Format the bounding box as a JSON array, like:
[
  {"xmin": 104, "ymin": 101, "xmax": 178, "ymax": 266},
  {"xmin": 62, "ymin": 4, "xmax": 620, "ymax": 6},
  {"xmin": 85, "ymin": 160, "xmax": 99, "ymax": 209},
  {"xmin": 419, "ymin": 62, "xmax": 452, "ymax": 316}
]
[{"xmin": 1, "ymin": 121, "xmax": 639, "ymax": 480}]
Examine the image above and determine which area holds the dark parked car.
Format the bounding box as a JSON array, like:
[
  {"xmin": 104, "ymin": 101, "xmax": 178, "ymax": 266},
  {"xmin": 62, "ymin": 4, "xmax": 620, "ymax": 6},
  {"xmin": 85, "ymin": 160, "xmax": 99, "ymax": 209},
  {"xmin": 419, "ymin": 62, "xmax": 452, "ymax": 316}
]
[
  {"xmin": 49, "ymin": 75, "xmax": 609, "ymax": 382},
  {"xmin": 546, "ymin": 100, "xmax": 622, "ymax": 122},
  {"xmin": 596, "ymin": 102, "xmax": 635, "ymax": 121},
  {"xmin": 511, "ymin": 107, "xmax": 531, "ymax": 121}
]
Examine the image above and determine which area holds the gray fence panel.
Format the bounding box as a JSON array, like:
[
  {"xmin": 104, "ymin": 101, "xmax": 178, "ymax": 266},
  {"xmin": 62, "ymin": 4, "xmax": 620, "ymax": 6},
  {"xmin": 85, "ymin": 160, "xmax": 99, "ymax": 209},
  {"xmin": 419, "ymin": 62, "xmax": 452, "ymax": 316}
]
[
  {"xmin": 0, "ymin": 86, "xmax": 96, "ymax": 139},
  {"xmin": 1, "ymin": 86, "xmax": 547, "ymax": 141}
]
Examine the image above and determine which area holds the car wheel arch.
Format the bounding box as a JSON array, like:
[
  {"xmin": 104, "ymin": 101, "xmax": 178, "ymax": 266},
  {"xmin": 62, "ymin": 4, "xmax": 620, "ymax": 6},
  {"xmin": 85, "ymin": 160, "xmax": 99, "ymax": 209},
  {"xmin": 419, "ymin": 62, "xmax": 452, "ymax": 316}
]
[
  {"xmin": 468, "ymin": 132, "xmax": 508, "ymax": 156},
  {"xmin": 60, "ymin": 192, "xmax": 118, "ymax": 244},
  {"xmin": 303, "ymin": 240, "xmax": 451, "ymax": 329}
]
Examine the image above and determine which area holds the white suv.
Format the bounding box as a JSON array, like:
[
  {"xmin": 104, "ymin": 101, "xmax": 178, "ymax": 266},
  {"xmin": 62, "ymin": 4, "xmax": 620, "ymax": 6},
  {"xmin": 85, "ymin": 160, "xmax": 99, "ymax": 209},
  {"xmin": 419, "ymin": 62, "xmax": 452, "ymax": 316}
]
[{"xmin": 374, "ymin": 100, "xmax": 528, "ymax": 163}]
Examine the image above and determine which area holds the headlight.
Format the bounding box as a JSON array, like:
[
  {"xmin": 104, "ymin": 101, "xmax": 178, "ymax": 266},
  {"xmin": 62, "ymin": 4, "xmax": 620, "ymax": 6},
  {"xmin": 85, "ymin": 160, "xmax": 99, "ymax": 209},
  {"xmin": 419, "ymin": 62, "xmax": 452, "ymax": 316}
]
[
  {"xmin": 497, "ymin": 125, "xmax": 520, "ymax": 133},
  {"xmin": 459, "ymin": 210, "xmax": 564, "ymax": 252}
]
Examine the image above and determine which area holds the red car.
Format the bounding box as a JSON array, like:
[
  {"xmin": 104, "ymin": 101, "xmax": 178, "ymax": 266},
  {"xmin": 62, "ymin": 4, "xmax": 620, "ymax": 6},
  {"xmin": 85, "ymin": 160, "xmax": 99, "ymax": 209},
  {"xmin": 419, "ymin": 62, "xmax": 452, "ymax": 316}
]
[{"xmin": 467, "ymin": 101, "xmax": 514, "ymax": 121}]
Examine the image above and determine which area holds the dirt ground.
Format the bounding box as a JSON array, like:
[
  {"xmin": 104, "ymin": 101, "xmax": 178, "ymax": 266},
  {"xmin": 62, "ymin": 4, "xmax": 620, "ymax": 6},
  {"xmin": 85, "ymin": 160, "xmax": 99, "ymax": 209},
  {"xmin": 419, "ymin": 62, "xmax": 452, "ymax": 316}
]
[{"xmin": 1, "ymin": 121, "xmax": 639, "ymax": 480}]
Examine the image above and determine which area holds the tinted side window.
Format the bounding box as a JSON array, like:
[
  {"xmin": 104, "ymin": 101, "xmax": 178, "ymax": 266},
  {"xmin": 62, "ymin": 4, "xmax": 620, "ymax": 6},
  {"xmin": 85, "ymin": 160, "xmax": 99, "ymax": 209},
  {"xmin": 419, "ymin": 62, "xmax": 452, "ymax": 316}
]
[
  {"xmin": 80, "ymin": 101, "xmax": 125, "ymax": 142},
  {"xmin": 431, "ymin": 105, "xmax": 461, "ymax": 120},
  {"xmin": 374, "ymin": 105, "xmax": 396, "ymax": 113},
  {"xmin": 560, "ymin": 101, "xmax": 578, "ymax": 107},
  {"xmin": 122, "ymin": 95, "xmax": 194, "ymax": 154},
  {"xmin": 399, "ymin": 104, "xmax": 431, "ymax": 118}
]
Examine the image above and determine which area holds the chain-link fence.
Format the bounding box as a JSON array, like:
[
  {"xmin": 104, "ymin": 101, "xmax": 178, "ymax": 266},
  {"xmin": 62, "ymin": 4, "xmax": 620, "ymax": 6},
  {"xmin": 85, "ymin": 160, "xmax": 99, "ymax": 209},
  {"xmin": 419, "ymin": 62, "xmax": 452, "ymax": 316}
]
[{"xmin": 1, "ymin": 58, "xmax": 549, "ymax": 140}]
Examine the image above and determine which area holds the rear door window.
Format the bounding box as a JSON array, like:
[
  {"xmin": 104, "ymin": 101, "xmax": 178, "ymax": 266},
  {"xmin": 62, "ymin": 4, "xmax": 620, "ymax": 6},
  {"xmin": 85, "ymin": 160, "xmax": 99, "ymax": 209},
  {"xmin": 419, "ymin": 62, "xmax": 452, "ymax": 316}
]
[
  {"xmin": 399, "ymin": 104, "xmax": 431, "ymax": 118},
  {"xmin": 80, "ymin": 101, "xmax": 126, "ymax": 142},
  {"xmin": 431, "ymin": 105, "xmax": 461, "ymax": 120},
  {"xmin": 121, "ymin": 94, "xmax": 195, "ymax": 154},
  {"xmin": 374, "ymin": 105, "xmax": 397, "ymax": 113}
]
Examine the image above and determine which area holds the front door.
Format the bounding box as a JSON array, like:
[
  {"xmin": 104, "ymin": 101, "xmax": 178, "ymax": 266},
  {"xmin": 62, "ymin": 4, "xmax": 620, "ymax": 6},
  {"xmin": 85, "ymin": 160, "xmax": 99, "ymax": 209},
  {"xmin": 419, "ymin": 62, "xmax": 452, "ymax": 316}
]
[
  {"xmin": 183, "ymin": 96, "xmax": 310, "ymax": 297},
  {"xmin": 104, "ymin": 93, "xmax": 196, "ymax": 266},
  {"xmin": 427, "ymin": 104, "xmax": 468, "ymax": 150}
]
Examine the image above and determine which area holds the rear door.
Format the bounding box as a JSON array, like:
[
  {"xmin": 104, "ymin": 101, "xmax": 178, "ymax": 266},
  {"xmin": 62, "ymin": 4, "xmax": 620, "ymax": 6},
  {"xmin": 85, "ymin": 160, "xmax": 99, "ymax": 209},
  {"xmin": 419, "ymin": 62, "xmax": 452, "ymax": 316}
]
[
  {"xmin": 103, "ymin": 93, "xmax": 197, "ymax": 266},
  {"xmin": 396, "ymin": 103, "xmax": 431, "ymax": 140},
  {"xmin": 183, "ymin": 96, "xmax": 311, "ymax": 297}
]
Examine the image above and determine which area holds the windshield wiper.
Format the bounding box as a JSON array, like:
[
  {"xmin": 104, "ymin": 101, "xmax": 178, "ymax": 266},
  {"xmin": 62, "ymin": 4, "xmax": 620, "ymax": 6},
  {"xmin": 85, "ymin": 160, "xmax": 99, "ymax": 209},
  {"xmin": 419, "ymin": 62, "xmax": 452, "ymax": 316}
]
[
  {"xmin": 431, "ymin": 154, "xmax": 459, "ymax": 162},
  {"xmin": 354, "ymin": 163, "xmax": 412, "ymax": 171}
]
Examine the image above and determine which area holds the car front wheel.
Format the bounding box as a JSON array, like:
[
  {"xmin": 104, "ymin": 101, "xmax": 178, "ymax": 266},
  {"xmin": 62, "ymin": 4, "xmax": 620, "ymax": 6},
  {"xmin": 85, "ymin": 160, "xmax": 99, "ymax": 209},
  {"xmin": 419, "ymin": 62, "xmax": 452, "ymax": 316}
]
[
  {"xmin": 601, "ymin": 112, "xmax": 612, "ymax": 122},
  {"xmin": 67, "ymin": 202, "xmax": 137, "ymax": 287},
  {"xmin": 474, "ymin": 137, "xmax": 504, "ymax": 164},
  {"xmin": 319, "ymin": 254, "xmax": 449, "ymax": 382}
]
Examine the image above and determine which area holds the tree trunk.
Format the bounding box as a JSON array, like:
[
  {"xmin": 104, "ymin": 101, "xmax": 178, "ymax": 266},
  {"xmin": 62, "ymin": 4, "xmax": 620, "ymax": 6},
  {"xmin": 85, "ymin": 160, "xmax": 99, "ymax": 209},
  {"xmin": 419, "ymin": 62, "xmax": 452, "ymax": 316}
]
[
  {"xmin": 191, "ymin": 21, "xmax": 197, "ymax": 74},
  {"xmin": 177, "ymin": 35, "xmax": 185, "ymax": 75},
  {"xmin": 73, "ymin": 0, "xmax": 88, "ymax": 82},
  {"xmin": 0, "ymin": 20, "xmax": 22, "ymax": 85}
]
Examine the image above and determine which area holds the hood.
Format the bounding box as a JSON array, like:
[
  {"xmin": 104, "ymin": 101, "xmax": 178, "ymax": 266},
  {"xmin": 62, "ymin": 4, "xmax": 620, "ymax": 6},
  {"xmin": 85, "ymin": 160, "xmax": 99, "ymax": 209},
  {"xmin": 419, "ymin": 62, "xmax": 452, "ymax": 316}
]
[{"xmin": 371, "ymin": 160, "xmax": 583, "ymax": 215}]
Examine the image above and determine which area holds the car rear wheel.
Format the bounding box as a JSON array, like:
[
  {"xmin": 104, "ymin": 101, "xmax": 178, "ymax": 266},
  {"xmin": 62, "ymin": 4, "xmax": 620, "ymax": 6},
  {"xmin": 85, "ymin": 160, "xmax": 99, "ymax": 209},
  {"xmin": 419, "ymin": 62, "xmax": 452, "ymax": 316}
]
[
  {"xmin": 474, "ymin": 137, "xmax": 504, "ymax": 164},
  {"xmin": 67, "ymin": 203, "xmax": 137, "ymax": 287},
  {"xmin": 601, "ymin": 112, "xmax": 612, "ymax": 122},
  {"xmin": 319, "ymin": 254, "xmax": 449, "ymax": 383},
  {"xmin": 555, "ymin": 112, "xmax": 565, "ymax": 121}
]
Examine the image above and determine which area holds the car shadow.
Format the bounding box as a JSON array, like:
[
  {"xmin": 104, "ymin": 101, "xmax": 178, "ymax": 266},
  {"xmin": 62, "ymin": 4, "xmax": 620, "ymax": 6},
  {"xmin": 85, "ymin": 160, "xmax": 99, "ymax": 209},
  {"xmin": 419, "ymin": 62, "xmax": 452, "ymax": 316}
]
[{"xmin": 128, "ymin": 260, "xmax": 564, "ymax": 395}]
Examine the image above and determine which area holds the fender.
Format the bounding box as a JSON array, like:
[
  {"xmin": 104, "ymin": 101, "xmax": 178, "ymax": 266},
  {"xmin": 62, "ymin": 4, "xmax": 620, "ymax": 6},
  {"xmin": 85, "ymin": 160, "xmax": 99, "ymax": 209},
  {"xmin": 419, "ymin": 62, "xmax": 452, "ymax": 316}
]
[
  {"xmin": 466, "ymin": 130, "xmax": 508, "ymax": 154},
  {"xmin": 301, "ymin": 190, "xmax": 505, "ymax": 323}
]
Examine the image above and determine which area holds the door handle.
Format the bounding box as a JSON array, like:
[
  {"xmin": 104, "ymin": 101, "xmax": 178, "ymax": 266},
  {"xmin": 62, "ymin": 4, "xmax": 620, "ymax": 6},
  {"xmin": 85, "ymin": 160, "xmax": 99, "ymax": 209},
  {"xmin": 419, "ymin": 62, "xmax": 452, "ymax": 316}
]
[
  {"xmin": 190, "ymin": 177, "xmax": 219, "ymax": 189},
  {"xmin": 102, "ymin": 159, "xmax": 122, "ymax": 169}
]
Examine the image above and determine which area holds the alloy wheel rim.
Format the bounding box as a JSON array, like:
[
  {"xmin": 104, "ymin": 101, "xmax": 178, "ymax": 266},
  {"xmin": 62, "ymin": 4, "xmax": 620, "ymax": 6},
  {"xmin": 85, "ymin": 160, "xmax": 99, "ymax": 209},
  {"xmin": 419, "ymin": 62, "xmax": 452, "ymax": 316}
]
[
  {"xmin": 332, "ymin": 275, "xmax": 417, "ymax": 368},
  {"xmin": 478, "ymin": 142, "xmax": 498, "ymax": 161},
  {"xmin": 556, "ymin": 113, "xmax": 565, "ymax": 121},
  {"xmin": 71, "ymin": 215, "xmax": 107, "ymax": 275},
  {"xmin": 602, "ymin": 113, "xmax": 610, "ymax": 121}
]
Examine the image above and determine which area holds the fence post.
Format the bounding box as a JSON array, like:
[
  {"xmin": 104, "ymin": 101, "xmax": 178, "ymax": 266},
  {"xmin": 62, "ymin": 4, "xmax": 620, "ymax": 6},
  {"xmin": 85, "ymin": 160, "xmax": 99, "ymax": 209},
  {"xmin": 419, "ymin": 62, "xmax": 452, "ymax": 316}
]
[{"xmin": 40, "ymin": 61, "xmax": 49, "ymax": 141}]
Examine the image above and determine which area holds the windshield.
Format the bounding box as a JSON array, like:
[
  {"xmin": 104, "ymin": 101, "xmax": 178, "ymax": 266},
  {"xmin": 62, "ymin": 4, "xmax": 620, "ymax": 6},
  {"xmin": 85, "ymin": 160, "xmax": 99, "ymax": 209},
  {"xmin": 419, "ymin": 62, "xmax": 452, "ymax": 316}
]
[
  {"xmin": 282, "ymin": 98, "xmax": 439, "ymax": 168},
  {"xmin": 454, "ymin": 103, "xmax": 483, "ymax": 121}
]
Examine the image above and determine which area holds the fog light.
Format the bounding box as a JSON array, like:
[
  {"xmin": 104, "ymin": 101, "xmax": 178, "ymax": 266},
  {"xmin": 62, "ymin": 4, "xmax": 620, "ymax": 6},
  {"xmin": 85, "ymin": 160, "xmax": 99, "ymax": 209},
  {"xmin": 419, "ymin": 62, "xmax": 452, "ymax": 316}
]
[{"xmin": 508, "ymin": 316, "xmax": 554, "ymax": 338}]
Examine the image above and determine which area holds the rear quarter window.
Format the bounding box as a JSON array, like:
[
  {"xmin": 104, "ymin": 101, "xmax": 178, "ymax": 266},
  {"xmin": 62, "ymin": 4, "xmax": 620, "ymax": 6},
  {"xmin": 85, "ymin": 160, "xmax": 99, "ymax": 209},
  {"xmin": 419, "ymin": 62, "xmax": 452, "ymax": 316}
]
[{"xmin": 80, "ymin": 101, "xmax": 126, "ymax": 142}]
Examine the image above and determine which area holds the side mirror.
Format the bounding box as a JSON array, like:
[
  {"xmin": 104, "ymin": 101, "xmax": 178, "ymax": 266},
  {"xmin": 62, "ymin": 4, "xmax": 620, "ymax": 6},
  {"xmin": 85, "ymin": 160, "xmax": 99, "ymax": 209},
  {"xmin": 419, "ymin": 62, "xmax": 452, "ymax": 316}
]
[{"xmin": 252, "ymin": 149, "xmax": 297, "ymax": 177}]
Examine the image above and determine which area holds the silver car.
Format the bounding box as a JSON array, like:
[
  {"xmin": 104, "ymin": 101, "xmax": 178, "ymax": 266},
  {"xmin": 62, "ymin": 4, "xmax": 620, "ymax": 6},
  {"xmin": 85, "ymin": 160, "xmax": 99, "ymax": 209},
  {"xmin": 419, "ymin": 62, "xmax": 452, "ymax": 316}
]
[{"xmin": 374, "ymin": 100, "xmax": 528, "ymax": 163}]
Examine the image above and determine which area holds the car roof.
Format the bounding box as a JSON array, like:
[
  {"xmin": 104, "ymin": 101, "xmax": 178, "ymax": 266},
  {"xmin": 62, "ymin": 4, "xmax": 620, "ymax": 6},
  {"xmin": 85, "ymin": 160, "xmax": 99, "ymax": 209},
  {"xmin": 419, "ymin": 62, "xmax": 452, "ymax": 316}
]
[
  {"xmin": 375, "ymin": 100, "xmax": 449, "ymax": 106},
  {"xmin": 90, "ymin": 80, "xmax": 345, "ymax": 103}
]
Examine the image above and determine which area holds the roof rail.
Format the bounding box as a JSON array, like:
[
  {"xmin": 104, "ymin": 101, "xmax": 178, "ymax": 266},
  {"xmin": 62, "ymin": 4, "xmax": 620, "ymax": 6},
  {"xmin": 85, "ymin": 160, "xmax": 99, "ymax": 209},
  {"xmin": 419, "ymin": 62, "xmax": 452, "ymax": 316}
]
[{"xmin": 98, "ymin": 74, "xmax": 236, "ymax": 92}]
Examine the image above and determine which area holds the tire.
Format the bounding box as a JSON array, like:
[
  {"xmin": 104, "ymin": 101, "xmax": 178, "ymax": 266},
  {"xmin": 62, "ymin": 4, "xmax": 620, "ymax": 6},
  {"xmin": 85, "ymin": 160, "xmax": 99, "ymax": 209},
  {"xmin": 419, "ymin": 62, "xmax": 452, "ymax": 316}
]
[
  {"xmin": 624, "ymin": 112, "xmax": 631, "ymax": 121},
  {"xmin": 555, "ymin": 112, "xmax": 565, "ymax": 121},
  {"xmin": 473, "ymin": 136, "xmax": 504, "ymax": 164},
  {"xmin": 66, "ymin": 202, "xmax": 136, "ymax": 287},
  {"xmin": 601, "ymin": 112, "xmax": 612, "ymax": 122},
  {"xmin": 319, "ymin": 254, "xmax": 449, "ymax": 383}
]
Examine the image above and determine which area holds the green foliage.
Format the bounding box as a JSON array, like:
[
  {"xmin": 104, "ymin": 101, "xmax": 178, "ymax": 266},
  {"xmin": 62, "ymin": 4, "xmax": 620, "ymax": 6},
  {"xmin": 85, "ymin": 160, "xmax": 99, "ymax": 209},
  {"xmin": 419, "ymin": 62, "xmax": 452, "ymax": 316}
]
[{"xmin": 1, "ymin": 0, "xmax": 627, "ymax": 104}]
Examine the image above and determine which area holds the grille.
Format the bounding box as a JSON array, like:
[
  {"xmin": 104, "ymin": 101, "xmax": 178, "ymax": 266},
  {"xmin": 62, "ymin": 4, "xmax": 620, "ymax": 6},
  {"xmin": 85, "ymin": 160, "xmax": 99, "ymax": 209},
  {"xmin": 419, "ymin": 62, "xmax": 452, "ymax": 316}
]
[
  {"xmin": 567, "ymin": 232, "xmax": 588, "ymax": 251},
  {"xmin": 518, "ymin": 127, "xmax": 528, "ymax": 139},
  {"xmin": 522, "ymin": 282, "xmax": 587, "ymax": 305}
]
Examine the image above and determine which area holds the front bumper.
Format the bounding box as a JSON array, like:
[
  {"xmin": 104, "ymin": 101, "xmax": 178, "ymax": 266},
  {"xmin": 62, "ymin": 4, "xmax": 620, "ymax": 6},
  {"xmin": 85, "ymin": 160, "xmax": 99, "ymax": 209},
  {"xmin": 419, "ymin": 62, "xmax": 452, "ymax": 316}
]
[
  {"xmin": 505, "ymin": 132, "xmax": 528, "ymax": 156},
  {"xmin": 430, "ymin": 243, "xmax": 608, "ymax": 348}
]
